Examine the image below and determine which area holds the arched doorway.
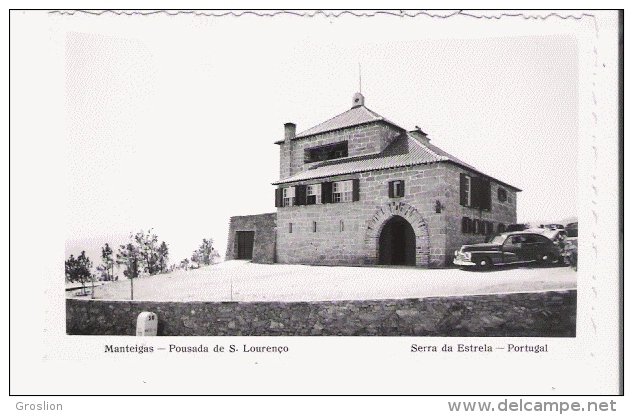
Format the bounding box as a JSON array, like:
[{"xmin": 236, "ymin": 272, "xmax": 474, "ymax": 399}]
[
  {"xmin": 364, "ymin": 201, "xmax": 430, "ymax": 267},
  {"xmin": 378, "ymin": 216, "xmax": 416, "ymax": 265}
]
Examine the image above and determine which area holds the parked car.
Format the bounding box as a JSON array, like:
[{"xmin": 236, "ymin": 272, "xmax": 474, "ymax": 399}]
[
  {"xmin": 539, "ymin": 223, "xmax": 565, "ymax": 230},
  {"xmin": 505, "ymin": 223, "xmax": 530, "ymax": 232},
  {"xmin": 454, "ymin": 231, "xmax": 562, "ymax": 270},
  {"xmin": 563, "ymin": 222, "xmax": 578, "ymax": 269},
  {"xmin": 531, "ymin": 228, "xmax": 567, "ymax": 243},
  {"xmin": 565, "ymin": 222, "xmax": 578, "ymax": 238}
]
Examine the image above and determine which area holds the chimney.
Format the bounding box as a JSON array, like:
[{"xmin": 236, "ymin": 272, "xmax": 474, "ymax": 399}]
[
  {"xmin": 409, "ymin": 126, "xmax": 430, "ymax": 143},
  {"xmin": 284, "ymin": 122, "xmax": 296, "ymax": 142}
]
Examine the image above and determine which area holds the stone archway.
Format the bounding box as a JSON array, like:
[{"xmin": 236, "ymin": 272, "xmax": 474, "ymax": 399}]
[
  {"xmin": 364, "ymin": 201, "xmax": 430, "ymax": 267},
  {"xmin": 378, "ymin": 216, "xmax": 416, "ymax": 265}
]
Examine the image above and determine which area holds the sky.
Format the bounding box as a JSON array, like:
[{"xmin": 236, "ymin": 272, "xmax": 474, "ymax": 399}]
[{"xmin": 46, "ymin": 12, "xmax": 581, "ymax": 268}]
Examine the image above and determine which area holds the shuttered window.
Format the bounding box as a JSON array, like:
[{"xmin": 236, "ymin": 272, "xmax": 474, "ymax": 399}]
[
  {"xmin": 275, "ymin": 188, "xmax": 282, "ymax": 207},
  {"xmin": 295, "ymin": 185, "xmax": 307, "ymax": 206},
  {"xmin": 460, "ymin": 173, "xmax": 491, "ymax": 211},
  {"xmin": 320, "ymin": 182, "xmax": 332, "ymax": 204},
  {"xmin": 352, "ymin": 179, "xmax": 360, "ymax": 202},
  {"xmin": 460, "ymin": 174, "xmax": 471, "ymax": 207},
  {"xmin": 462, "ymin": 218, "xmax": 495, "ymax": 235},
  {"xmin": 277, "ymin": 179, "xmax": 358, "ymax": 207},
  {"xmin": 473, "ymin": 219, "xmax": 481, "ymax": 234},
  {"xmin": 333, "ymin": 180, "xmax": 353, "ymax": 203},
  {"xmin": 306, "ymin": 184, "xmax": 322, "ymax": 205},
  {"xmin": 282, "ymin": 187, "xmax": 295, "ymax": 207},
  {"xmin": 461, "ymin": 217, "xmax": 472, "ymax": 234}
]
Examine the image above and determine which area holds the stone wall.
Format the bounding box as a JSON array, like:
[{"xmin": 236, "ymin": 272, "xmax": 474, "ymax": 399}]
[
  {"xmin": 225, "ymin": 213, "xmax": 276, "ymax": 263},
  {"xmin": 275, "ymin": 160, "xmax": 518, "ymax": 267},
  {"xmin": 66, "ymin": 290, "xmax": 576, "ymax": 336}
]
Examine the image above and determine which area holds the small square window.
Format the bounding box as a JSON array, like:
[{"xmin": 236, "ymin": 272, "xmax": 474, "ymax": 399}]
[
  {"xmin": 498, "ymin": 187, "xmax": 508, "ymax": 202},
  {"xmin": 389, "ymin": 180, "xmax": 405, "ymax": 198}
]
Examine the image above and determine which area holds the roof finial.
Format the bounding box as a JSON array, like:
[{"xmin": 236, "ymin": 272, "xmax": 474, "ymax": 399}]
[{"xmin": 352, "ymin": 92, "xmax": 365, "ymax": 108}]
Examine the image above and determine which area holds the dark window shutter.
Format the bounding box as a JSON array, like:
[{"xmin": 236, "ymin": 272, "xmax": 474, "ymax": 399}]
[
  {"xmin": 295, "ymin": 185, "xmax": 307, "ymax": 206},
  {"xmin": 321, "ymin": 182, "xmax": 332, "ymax": 204},
  {"xmin": 482, "ymin": 179, "xmax": 491, "ymax": 210},
  {"xmin": 399, "ymin": 180, "xmax": 405, "ymax": 197},
  {"xmin": 460, "ymin": 173, "xmax": 467, "ymax": 206},
  {"xmin": 461, "ymin": 217, "xmax": 469, "ymax": 233},
  {"xmin": 352, "ymin": 179, "xmax": 360, "ymax": 202},
  {"xmin": 275, "ymin": 188, "xmax": 282, "ymax": 208},
  {"xmin": 388, "ymin": 181, "xmax": 394, "ymax": 198},
  {"xmin": 471, "ymin": 177, "xmax": 481, "ymax": 209}
]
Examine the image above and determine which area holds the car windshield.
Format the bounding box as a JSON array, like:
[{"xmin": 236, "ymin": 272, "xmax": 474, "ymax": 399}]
[{"xmin": 490, "ymin": 235, "xmax": 506, "ymax": 245}]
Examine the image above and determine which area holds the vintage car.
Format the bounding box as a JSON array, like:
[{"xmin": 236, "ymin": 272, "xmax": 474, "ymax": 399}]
[
  {"xmin": 563, "ymin": 222, "xmax": 578, "ymax": 269},
  {"xmin": 454, "ymin": 231, "xmax": 562, "ymax": 270}
]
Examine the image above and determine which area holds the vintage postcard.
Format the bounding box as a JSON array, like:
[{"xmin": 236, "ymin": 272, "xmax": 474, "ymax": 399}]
[{"xmin": 10, "ymin": 10, "xmax": 621, "ymax": 398}]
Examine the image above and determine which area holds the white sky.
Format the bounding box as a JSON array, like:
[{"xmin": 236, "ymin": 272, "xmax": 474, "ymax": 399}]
[{"xmin": 17, "ymin": 12, "xmax": 583, "ymax": 266}]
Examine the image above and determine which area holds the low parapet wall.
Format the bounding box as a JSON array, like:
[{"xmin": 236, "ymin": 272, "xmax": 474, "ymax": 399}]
[{"xmin": 66, "ymin": 290, "xmax": 576, "ymax": 337}]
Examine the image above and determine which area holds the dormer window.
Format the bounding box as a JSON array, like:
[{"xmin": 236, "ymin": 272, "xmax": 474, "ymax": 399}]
[{"xmin": 305, "ymin": 142, "xmax": 348, "ymax": 163}]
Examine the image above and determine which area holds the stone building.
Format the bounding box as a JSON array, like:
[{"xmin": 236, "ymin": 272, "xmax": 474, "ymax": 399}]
[
  {"xmin": 225, "ymin": 213, "xmax": 276, "ymax": 263},
  {"xmin": 227, "ymin": 93, "xmax": 520, "ymax": 267}
]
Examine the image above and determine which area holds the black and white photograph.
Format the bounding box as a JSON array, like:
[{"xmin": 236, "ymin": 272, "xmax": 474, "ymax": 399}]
[{"xmin": 10, "ymin": 9, "xmax": 622, "ymax": 399}]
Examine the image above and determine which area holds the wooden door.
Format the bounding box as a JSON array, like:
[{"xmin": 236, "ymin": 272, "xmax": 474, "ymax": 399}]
[{"xmin": 237, "ymin": 231, "xmax": 255, "ymax": 260}]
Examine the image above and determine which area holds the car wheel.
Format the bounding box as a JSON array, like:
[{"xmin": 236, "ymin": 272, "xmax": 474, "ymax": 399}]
[
  {"xmin": 475, "ymin": 257, "xmax": 492, "ymax": 271},
  {"xmin": 538, "ymin": 253, "xmax": 557, "ymax": 266}
]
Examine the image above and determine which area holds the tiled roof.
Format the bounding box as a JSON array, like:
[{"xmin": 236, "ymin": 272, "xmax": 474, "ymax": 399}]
[
  {"xmin": 422, "ymin": 140, "xmax": 477, "ymax": 171},
  {"xmin": 272, "ymin": 100, "xmax": 520, "ymax": 191},
  {"xmin": 273, "ymin": 133, "xmax": 521, "ymax": 191},
  {"xmin": 295, "ymin": 105, "xmax": 400, "ymax": 139}
]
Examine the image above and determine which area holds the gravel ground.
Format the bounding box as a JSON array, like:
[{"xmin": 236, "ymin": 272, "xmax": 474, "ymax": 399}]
[{"xmin": 73, "ymin": 260, "xmax": 578, "ymax": 302}]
